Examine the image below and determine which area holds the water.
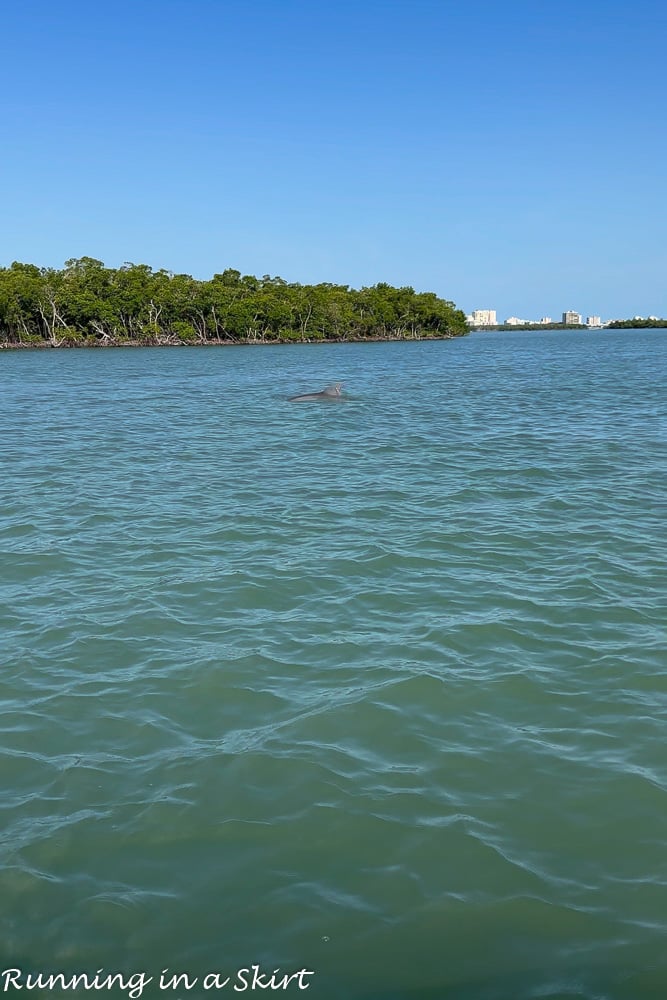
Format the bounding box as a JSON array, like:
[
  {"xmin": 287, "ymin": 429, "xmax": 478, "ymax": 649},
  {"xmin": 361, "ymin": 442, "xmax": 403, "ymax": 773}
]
[{"xmin": 1, "ymin": 329, "xmax": 665, "ymax": 1000}]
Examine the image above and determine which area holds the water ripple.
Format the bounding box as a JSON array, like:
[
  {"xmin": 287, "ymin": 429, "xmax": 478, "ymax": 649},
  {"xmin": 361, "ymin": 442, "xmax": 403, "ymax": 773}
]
[{"xmin": 1, "ymin": 332, "xmax": 666, "ymax": 998}]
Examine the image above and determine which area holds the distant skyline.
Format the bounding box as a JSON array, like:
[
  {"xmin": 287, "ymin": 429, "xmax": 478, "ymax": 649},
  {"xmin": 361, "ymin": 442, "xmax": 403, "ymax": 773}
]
[{"xmin": 2, "ymin": 0, "xmax": 666, "ymax": 320}]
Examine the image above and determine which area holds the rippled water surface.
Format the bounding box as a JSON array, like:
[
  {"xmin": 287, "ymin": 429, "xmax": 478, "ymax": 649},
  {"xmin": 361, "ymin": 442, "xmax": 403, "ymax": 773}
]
[{"xmin": 1, "ymin": 330, "xmax": 666, "ymax": 999}]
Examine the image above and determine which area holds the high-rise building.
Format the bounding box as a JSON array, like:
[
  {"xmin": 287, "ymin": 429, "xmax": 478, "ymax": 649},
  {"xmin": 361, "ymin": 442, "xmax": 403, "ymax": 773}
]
[
  {"xmin": 469, "ymin": 309, "xmax": 497, "ymax": 326},
  {"xmin": 562, "ymin": 311, "xmax": 582, "ymax": 325},
  {"xmin": 586, "ymin": 316, "xmax": 602, "ymax": 327}
]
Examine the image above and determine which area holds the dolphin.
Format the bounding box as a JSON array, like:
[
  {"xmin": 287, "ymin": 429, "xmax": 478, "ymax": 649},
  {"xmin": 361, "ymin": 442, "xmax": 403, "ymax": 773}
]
[{"xmin": 288, "ymin": 382, "xmax": 344, "ymax": 402}]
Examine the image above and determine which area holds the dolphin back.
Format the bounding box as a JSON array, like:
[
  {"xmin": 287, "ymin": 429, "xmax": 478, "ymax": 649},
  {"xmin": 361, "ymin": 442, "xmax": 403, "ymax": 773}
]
[{"xmin": 288, "ymin": 383, "xmax": 344, "ymax": 402}]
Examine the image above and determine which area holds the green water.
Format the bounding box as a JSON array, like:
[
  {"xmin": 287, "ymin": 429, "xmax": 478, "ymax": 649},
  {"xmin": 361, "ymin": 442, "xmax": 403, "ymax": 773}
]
[{"xmin": 1, "ymin": 330, "xmax": 665, "ymax": 999}]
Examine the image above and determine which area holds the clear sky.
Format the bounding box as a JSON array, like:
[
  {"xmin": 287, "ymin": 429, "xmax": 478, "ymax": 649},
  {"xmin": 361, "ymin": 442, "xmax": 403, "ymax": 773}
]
[{"xmin": 2, "ymin": 0, "xmax": 665, "ymax": 320}]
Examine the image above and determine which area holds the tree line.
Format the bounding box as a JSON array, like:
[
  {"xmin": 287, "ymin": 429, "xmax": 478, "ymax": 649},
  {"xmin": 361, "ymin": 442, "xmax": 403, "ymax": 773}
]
[
  {"xmin": 0, "ymin": 258, "xmax": 468, "ymax": 347},
  {"xmin": 480, "ymin": 323, "xmax": 587, "ymax": 331},
  {"xmin": 606, "ymin": 318, "xmax": 667, "ymax": 329}
]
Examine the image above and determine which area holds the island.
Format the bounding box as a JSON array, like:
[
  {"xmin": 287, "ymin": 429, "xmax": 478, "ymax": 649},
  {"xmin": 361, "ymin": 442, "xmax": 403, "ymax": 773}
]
[{"xmin": 0, "ymin": 258, "xmax": 468, "ymax": 348}]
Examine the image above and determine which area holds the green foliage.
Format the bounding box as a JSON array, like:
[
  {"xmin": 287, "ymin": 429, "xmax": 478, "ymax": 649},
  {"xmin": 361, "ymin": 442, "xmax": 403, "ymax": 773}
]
[
  {"xmin": 172, "ymin": 321, "xmax": 199, "ymax": 343},
  {"xmin": 606, "ymin": 318, "xmax": 667, "ymax": 329},
  {"xmin": 475, "ymin": 322, "xmax": 589, "ymax": 332},
  {"xmin": 0, "ymin": 260, "xmax": 469, "ymax": 347}
]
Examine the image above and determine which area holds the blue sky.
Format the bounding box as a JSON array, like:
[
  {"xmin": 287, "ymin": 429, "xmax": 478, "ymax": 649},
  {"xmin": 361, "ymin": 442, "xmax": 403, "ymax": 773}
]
[{"xmin": 2, "ymin": 0, "xmax": 665, "ymax": 320}]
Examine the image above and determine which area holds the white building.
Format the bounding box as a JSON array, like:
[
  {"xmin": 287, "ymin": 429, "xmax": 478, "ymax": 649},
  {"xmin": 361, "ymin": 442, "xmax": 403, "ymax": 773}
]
[
  {"xmin": 504, "ymin": 317, "xmax": 551, "ymax": 326},
  {"xmin": 586, "ymin": 316, "xmax": 602, "ymax": 327},
  {"xmin": 562, "ymin": 311, "xmax": 582, "ymax": 325},
  {"xmin": 468, "ymin": 309, "xmax": 497, "ymax": 326}
]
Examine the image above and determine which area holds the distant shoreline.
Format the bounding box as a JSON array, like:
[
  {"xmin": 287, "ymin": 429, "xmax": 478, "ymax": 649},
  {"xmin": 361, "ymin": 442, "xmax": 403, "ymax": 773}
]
[{"xmin": 471, "ymin": 322, "xmax": 667, "ymax": 333}]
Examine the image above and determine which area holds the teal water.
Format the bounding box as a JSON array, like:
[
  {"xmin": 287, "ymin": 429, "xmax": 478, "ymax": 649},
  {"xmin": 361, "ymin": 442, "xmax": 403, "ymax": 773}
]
[{"xmin": 1, "ymin": 330, "xmax": 666, "ymax": 1000}]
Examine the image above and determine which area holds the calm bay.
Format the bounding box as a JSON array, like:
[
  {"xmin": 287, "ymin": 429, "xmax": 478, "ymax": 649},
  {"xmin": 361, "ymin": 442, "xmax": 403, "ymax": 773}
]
[{"xmin": 1, "ymin": 329, "xmax": 665, "ymax": 999}]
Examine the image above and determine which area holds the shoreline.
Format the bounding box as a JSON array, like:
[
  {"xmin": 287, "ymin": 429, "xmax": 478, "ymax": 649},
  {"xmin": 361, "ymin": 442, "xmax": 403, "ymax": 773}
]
[
  {"xmin": 2, "ymin": 327, "xmax": 663, "ymax": 352},
  {"xmin": 0, "ymin": 332, "xmax": 462, "ymax": 352}
]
